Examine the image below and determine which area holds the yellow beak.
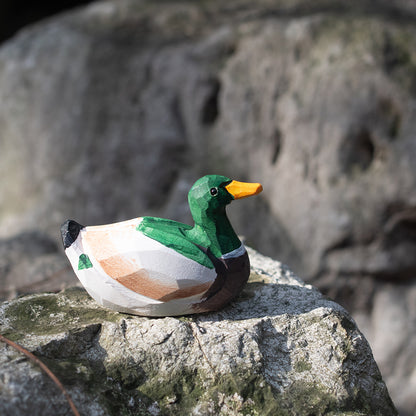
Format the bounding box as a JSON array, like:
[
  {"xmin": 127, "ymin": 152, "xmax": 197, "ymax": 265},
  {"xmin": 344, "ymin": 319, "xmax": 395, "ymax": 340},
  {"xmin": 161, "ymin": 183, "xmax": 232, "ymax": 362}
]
[{"xmin": 225, "ymin": 180, "xmax": 263, "ymax": 200}]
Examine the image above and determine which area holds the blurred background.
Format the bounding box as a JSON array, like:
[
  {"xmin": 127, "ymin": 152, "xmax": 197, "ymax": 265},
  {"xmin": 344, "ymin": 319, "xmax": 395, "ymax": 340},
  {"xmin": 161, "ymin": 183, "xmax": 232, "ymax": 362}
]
[{"xmin": 0, "ymin": 0, "xmax": 415, "ymax": 414}]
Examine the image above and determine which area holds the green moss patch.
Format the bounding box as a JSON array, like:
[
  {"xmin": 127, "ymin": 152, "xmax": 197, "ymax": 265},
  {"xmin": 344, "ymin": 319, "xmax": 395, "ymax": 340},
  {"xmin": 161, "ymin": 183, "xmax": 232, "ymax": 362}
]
[
  {"xmin": 294, "ymin": 359, "xmax": 312, "ymax": 373},
  {"xmin": 133, "ymin": 370, "xmax": 370, "ymax": 415},
  {"xmin": 39, "ymin": 355, "xmax": 154, "ymax": 416},
  {"xmin": 2, "ymin": 287, "xmax": 121, "ymax": 342},
  {"xmin": 138, "ymin": 371, "xmax": 279, "ymax": 415}
]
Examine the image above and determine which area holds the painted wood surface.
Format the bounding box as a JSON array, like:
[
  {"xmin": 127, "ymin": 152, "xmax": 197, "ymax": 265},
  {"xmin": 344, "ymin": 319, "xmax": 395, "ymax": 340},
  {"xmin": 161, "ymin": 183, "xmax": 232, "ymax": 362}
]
[{"xmin": 61, "ymin": 175, "xmax": 262, "ymax": 316}]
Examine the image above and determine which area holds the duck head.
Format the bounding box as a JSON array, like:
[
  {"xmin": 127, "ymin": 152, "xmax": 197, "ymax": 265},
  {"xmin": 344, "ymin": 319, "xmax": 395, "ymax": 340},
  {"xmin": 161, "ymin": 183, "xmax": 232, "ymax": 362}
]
[
  {"xmin": 188, "ymin": 175, "xmax": 262, "ymax": 223},
  {"xmin": 187, "ymin": 175, "xmax": 262, "ymax": 256}
]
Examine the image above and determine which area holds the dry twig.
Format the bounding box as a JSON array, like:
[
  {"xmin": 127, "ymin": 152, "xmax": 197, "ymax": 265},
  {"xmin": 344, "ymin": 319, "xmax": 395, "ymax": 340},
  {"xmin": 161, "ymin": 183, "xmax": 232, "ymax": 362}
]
[{"xmin": 0, "ymin": 334, "xmax": 80, "ymax": 416}]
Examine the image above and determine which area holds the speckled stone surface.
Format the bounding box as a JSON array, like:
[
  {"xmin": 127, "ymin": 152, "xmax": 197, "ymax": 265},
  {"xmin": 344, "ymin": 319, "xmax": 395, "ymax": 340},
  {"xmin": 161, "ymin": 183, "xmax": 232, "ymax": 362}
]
[{"xmin": 0, "ymin": 248, "xmax": 396, "ymax": 415}]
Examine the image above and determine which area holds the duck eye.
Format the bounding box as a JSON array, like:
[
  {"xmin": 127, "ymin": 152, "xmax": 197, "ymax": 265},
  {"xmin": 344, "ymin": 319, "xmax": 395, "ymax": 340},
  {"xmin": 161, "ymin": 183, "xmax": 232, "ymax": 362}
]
[{"xmin": 210, "ymin": 187, "xmax": 218, "ymax": 196}]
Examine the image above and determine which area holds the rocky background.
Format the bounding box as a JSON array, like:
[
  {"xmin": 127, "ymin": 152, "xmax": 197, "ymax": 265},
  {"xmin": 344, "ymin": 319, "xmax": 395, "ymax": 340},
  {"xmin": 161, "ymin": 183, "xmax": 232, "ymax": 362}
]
[{"xmin": 0, "ymin": 0, "xmax": 415, "ymax": 414}]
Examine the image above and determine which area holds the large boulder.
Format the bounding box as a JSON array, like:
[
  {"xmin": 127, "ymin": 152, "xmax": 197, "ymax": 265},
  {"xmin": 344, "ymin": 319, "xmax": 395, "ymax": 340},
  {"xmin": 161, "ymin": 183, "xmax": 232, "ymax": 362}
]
[
  {"xmin": 0, "ymin": 0, "xmax": 415, "ymax": 413},
  {"xmin": 0, "ymin": 248, "xmax": 396, "ymax": 416}
]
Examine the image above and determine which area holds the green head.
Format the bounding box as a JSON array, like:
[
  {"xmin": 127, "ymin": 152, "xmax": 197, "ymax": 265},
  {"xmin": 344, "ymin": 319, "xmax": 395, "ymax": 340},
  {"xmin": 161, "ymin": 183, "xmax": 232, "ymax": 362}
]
[{"xmin": 188, "ymin": 175, "xmax": 263, "ymax": 227}]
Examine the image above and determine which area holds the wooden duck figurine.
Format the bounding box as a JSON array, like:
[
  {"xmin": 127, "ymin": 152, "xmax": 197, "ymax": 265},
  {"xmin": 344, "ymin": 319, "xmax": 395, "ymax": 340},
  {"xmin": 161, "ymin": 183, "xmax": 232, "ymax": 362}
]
[{"xmin": 61, "ymin": 175, "xmax": 262, "ymax": 316}]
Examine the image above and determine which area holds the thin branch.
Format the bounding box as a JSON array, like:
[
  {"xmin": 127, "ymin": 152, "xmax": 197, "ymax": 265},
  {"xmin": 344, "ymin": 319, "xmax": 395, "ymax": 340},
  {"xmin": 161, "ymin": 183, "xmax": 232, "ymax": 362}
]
[{"xmin": 0, "ymin": 334, "xmax": 80, "ymax": 416}]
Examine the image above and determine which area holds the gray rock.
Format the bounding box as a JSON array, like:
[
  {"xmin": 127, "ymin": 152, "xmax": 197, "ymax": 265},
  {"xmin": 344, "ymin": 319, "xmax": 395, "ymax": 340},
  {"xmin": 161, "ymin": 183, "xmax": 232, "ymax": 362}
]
[
  {"xmin": 0, "ymin": 231, "xmax": 78, "ymax": 300},
  {"xmin": 0, "ymin": 1, "xmax": 415, "ymax": 413},
  {"xmin": 369, "ymin": 282, "xmax": 416, "ymax": 415},
  {"xmin": 0, "ymin": 248, "xmax": 396, "ymax": 416},
  {"xmin": 211, "ymin": 14, "xmax": 416, "ymax": 412}
]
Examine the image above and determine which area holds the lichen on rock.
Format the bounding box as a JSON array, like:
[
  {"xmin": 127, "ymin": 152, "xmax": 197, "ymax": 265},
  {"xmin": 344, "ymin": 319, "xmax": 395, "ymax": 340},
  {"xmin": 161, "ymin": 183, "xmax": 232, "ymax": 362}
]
[{"xmin": 0, "ymin": 248, "xmax": 396, "ymax": 416}]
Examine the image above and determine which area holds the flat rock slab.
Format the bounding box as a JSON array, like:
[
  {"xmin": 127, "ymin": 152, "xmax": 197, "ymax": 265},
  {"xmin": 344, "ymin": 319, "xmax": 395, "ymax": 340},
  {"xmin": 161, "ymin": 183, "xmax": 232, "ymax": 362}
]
[{"xmin": 0, "ymin": 249, "xmax": 396, "ymax": 415}]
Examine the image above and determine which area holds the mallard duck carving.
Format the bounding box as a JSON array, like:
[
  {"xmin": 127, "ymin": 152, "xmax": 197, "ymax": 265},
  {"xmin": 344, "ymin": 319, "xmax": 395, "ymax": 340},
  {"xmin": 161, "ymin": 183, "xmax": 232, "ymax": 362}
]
[{"xmin": 61, "ymin": 175, "xmax": 262, "ymax": 316}]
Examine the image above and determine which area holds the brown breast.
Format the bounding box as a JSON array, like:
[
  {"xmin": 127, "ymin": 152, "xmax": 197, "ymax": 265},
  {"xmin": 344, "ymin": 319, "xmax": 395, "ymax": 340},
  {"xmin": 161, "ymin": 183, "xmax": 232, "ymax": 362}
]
[{"xmin": 192, "ymin": 251, "xmax": 250, "ymax": 313}]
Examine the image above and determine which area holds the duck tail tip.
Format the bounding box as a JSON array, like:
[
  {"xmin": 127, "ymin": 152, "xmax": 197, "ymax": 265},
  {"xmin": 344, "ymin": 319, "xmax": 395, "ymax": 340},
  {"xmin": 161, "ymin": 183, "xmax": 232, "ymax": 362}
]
[{"xmin": 61, "ymin": 219, "xmax": 84, "ymax": 249}]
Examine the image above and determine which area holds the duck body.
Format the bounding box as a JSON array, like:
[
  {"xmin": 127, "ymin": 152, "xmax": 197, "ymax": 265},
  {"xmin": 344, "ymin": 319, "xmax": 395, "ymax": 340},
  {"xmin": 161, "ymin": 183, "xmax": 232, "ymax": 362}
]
[{"xmin": 61, "ymin": 175, "xmax": 262, "ymax": 316}]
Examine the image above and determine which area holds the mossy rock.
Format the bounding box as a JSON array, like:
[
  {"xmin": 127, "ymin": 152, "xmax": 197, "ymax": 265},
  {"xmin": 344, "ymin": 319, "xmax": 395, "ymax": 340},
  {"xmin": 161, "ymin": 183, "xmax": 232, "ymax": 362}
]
[{"xmin": 0, "ymin": 253, "xmax": 397, "ymax": 415}]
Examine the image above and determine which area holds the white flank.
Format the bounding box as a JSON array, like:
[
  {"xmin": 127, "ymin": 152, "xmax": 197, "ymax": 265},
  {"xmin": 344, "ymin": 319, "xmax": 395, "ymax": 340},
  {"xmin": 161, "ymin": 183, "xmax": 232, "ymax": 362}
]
[{"xmin": 65, "ymin": 217, "xmax": 218, "ymax": 316}]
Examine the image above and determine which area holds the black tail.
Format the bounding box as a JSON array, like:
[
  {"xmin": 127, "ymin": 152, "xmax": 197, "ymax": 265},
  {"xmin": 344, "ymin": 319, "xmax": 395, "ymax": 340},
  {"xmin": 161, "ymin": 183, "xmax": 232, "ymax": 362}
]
[{"xmin": 61, "ymin": 219, "xmax": 84, "ymax": 249}]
